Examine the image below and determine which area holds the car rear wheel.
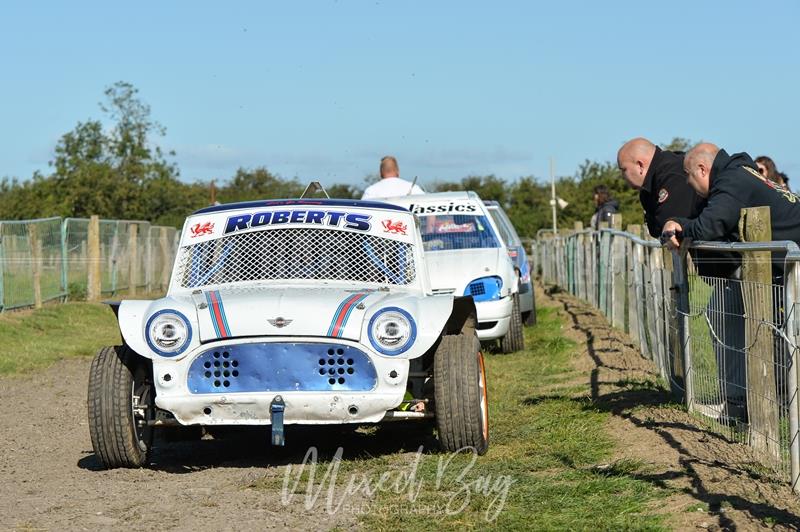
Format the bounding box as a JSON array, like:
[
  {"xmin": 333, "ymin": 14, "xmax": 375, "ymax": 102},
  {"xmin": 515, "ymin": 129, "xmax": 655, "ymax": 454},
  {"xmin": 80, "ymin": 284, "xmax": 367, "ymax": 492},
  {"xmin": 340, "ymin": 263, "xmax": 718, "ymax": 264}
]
[
  {"xmin": 525, "ymin": 288, "xmax": 538, "ymax": 325},
  {"xmin": 434, "ymin": 333, "xmax": 489, "ymax": 455},
  {"xmin": 500, "ymin": 293, "xmax": 525, "ymax": 353},
  {"xmin": 88, "ymin": 345, "xmax": 155, "ymax": 469}
]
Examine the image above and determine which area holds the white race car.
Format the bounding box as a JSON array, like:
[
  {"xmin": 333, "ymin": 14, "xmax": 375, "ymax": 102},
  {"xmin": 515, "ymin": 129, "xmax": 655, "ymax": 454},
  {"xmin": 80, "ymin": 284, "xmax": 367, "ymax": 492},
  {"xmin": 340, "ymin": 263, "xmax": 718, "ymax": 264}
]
[
  {"xmin": 88, "ymin": 197, "xmax": 489, "ymax": 468},
  {"xmin": 382, "ymin": 192, "xmax": 524, "ymax": 353}
]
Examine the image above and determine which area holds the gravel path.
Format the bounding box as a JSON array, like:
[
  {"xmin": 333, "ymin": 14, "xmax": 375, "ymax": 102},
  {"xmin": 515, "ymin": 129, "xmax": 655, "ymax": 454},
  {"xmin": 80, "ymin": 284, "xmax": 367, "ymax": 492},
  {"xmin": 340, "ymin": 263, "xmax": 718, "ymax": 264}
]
[{"xmin": 0, "ymin": 358, "xmax": 359, "ymax": 531}]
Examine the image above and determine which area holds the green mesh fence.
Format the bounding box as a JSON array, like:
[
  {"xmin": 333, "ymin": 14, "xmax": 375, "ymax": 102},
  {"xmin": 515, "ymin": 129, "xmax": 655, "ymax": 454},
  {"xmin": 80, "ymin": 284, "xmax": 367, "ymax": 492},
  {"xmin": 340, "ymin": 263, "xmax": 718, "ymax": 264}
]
[
  {"xmin": 0, "ymin": 218, "xmax": 66, "ymax": 309},
  {"xmin": 0, "ymin": 217, "xmax": 178, "ymax": 311}
]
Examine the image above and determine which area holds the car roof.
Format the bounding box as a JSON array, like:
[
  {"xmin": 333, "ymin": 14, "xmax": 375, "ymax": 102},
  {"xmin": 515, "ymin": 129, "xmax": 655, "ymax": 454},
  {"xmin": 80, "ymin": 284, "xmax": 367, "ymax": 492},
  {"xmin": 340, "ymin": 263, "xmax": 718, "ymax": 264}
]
[
  {"xmin": 381, "ymin": 191, "xmax": 482, "ymax": 204},
  {"xmin": 192, "ymin": 198, "xmax": 410, "ymax": 215}
]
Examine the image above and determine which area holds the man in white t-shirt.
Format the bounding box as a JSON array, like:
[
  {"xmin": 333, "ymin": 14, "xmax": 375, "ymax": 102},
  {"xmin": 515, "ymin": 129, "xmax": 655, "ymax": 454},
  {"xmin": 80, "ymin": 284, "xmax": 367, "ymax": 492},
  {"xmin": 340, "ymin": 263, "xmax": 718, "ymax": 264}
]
[{"xmin": 361, "ymin": 155, "xmax": 424, "ymax": 199}]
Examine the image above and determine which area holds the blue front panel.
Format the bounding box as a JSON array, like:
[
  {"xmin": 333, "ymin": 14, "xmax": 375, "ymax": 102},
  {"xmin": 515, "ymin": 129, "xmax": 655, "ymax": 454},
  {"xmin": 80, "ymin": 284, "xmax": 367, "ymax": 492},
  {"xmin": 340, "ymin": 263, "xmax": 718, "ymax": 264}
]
[{"xmin": 187, "ymin": 343, "xmax": 378, "ymax": 394}]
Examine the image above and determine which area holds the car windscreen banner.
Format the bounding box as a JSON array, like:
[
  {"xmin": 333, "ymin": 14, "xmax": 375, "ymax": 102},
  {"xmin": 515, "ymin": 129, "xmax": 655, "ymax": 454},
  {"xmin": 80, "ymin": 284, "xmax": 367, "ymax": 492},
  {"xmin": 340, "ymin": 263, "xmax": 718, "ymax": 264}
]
[{"xmin": 181, "ymin": 207, "xmax": 416, "ymax": 246}]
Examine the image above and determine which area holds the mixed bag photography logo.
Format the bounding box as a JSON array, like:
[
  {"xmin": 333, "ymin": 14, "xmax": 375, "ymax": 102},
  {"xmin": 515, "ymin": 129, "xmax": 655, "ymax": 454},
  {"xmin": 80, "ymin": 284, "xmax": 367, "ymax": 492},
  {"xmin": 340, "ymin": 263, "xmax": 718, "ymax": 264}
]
[{"xmin": 280, "ymin": 445, "xmax": 515, "ymax": 522}]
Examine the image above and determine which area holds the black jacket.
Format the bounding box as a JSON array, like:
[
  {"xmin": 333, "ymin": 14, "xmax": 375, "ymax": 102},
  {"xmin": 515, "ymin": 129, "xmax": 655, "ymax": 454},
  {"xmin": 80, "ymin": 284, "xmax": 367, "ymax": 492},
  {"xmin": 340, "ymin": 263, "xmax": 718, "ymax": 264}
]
[
  {"xmin": 673, "ymin": 150, "xmax": 800, "ymax": 244},
  {"xmin": 640, "ymin": 147, "xmax": 703, "ymax": 237},
  {"xmin": 642, "ymin": 147, "xmax": 737, "ymax": 277},
  {"xmin": 593, "ymin": 199, "xmax": 619, "ymax": 229}
]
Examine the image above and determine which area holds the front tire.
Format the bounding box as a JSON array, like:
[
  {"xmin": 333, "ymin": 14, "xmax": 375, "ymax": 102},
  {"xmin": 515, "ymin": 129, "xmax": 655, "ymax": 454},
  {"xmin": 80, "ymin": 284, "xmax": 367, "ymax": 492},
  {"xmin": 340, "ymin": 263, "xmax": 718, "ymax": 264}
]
[
  {"xmin": 434, "ymin": 333, "xmax": 489, "ymax": 455},
  {"xmin": 500, "ymin": 293, "xmax": 525, "ymax": 353},
  {"xmin": 88, "ymin": 345, "xmax": 155, "ymax": 469}
]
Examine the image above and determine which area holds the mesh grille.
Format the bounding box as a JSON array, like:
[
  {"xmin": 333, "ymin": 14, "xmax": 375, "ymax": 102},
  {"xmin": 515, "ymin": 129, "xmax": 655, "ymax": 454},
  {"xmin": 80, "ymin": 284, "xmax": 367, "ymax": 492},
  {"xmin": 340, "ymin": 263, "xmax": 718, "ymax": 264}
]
[
  {"xmin": 177, "ymin": 228, "xmax": 416, "ymax": 288},
  {"xmin": 469, "ymin": 281, "xmax": 486, "ymax": 296}
]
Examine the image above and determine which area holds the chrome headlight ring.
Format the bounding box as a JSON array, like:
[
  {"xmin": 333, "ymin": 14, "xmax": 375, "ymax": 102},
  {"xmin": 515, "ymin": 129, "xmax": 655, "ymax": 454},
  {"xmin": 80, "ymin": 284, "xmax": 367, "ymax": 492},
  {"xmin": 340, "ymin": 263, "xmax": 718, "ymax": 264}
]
[
  {"xmin": 368, "ymin": 307, "xmax": 417, "ymax": 356},
  {"xmin": 145, "ymin": 309, "xmax": 192, "ymax": 357}
]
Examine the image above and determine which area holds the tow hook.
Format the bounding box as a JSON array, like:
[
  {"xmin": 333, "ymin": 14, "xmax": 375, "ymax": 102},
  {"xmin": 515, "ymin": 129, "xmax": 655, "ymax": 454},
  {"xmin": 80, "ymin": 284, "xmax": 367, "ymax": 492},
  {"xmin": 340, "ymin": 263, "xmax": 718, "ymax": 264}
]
[{"xmin": 270, "ymin": 395, "xmax": 285, "ymax": 446}]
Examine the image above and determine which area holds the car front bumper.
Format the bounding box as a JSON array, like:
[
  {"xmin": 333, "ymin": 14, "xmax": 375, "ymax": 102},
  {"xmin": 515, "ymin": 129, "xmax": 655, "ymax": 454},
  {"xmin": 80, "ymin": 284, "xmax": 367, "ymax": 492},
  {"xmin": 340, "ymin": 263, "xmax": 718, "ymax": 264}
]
[
  {"xmin": 151, "ymin": 337, "xmax": 409, "ymax": 426},
  {"xmin": 475, "ymin": 296, "xmax": 513, "ymax": 341}
]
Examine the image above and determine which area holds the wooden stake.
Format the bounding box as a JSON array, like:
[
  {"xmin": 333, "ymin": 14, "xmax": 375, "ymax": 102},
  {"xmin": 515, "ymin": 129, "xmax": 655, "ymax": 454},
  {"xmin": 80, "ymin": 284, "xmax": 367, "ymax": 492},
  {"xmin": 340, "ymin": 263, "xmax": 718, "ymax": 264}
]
[
  {"xmin": 128, "ymin": 224, "xmax": 138, "ymax": 296},
  {"xmin": 739, "ymin": 206, "xmax": 780, "ymax": 460},
  {"xmin": 87, "ymin": 216, "xmax": 101, "ymax": 301}
]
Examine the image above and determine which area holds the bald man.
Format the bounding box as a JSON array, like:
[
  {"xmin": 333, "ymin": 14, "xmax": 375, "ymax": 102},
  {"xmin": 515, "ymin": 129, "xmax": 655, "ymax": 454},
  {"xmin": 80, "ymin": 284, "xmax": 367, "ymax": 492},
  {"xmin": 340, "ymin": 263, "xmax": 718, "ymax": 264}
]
[
  {"xmin": 617, "ymin": 137, "xmax": 703, "ymax": 238},
  {"xmin": 662, "ymin": 143, "xmax": 800, "ymax": 248},
  {"xmin": 663, "ymin": 143, "xmax": 800, "ymax": 422},
  {"xmin": 362, "ymin": 155, "xmax": 424, "ymax": 199}
]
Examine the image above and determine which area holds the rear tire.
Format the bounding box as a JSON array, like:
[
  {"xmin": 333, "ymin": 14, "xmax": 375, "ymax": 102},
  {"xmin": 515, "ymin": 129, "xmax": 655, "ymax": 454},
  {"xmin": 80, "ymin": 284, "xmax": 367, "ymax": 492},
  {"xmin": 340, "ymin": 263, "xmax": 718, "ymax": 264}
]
[
  {"xmin": 500, "ymin": 293, "xmax": 525, "ymax": 353},
  {"xmin": 434, "ymin": 333, "xmax": 489, "ymax": 455},
  {"xmin": 88, "ymin": 345, "xmax": 155, "ymax": 469},
  {"xmin": 522, "ymin": 311, "xmax": 534, "ymax": 326}
]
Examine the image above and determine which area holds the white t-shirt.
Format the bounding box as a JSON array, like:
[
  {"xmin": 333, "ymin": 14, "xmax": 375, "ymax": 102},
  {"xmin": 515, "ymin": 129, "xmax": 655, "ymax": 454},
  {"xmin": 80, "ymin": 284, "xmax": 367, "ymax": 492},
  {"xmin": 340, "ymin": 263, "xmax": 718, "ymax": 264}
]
[{"xmin": 361, "ymin": 177, "xmax": 425, "ymax": 199}]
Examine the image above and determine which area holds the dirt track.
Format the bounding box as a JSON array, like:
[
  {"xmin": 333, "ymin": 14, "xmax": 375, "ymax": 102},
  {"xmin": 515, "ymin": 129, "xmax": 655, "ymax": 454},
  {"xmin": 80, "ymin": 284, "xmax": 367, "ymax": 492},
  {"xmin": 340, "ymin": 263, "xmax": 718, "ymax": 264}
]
[
  {"xmin": 4, "ymin": 287, "xmax": 800, "ymax": 530},
  {"xmin": 550, "ymin": 288, "xmax": 800, "ymax": 531},
  {"xmin": 0, "ymin": 357, "xmax": 374, "ymax": 531}
]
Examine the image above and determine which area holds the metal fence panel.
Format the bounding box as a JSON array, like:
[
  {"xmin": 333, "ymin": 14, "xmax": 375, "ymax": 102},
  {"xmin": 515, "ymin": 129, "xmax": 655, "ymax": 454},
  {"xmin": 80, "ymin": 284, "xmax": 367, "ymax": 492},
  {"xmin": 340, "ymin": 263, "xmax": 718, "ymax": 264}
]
[
  {"xmin": 0, "ymin": 217, "xmax": 66, "ymax": 310},
  {"xmin": 537, "ymin": 228, "xmax": 800, "ymax": 491},
  {"xmin": 0, "ymin": 216, "xmax": 179, "ymax": 310}
]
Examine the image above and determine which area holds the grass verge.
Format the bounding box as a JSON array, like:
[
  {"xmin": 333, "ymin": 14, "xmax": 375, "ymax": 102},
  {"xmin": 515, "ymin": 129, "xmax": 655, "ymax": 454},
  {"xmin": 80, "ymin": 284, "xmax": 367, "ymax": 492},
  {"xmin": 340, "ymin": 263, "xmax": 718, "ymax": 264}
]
[
  {"xmin": 262, "ymin": 304, "xmax": 670, "ymax": 530},
  {"xmin": 0, "ymin": 302, "xmax": 120, "ymax": 374}
]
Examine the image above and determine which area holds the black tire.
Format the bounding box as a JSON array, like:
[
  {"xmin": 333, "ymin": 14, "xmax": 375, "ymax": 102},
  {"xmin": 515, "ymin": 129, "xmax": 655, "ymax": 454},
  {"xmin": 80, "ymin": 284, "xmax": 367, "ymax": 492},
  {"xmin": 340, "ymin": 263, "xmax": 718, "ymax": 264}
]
[
  {"xmin": 500, "ymin": 293, "xmax": 525, "ymax": 353},
  {"xmin": 522, "ymin": 311, "xmax": 534, "ymax": 326},
  {"xmin": 434, "ymin": 333, "xmax": 489, "ymax": 455},
  {"xmin": 88, "ymin": 345, "xmax": 155, "ymax": 469},
  {"xmin": 527, "ymin": 288, "xmax": 538, "ymax": 326}
]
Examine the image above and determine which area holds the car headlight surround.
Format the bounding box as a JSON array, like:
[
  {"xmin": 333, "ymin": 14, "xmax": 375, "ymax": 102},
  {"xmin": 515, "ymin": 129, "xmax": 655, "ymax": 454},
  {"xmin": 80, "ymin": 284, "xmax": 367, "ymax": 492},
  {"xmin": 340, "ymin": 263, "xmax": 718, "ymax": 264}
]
[
  {"xmin": 145, "ymin": 309, "xmax": 192, "ymax": 357},
  {"xmin": 464, "ymin": 275, "xmax": 503, "ymax": 302},
  {"xmin": 368, "ymin": 307, "xmax": 416, "ymax": 356}
]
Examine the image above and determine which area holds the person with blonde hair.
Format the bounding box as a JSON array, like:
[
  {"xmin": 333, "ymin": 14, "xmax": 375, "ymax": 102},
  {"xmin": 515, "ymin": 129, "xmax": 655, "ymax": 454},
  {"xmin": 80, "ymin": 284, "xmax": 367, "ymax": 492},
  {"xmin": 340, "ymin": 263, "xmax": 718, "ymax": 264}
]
[{"xmin": 361, "ymin": 155, "xmax": 424, "ymax": 199}]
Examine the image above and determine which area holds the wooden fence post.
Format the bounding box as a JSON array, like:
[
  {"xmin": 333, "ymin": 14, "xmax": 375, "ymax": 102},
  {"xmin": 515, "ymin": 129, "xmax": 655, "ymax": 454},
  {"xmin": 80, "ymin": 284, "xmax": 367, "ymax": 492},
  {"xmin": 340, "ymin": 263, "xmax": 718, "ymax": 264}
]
[
  {"xmin": 610, "ymin": 214, "xmax": 626, "ymax": 329},
  {"xmin": 159, "ymin": 227, "xmax": 170, "ymax": 291},
  {"xmin": 574, "ymin": 222, "xmax": 584, "ymax": 300},
  {"xmin": 128, "ymin": 224, "xmax": 139, "ymax": 296},
  {"xmin": 740, "ymin": 206, "xmax": 780, "ymax": 460},
  {"xmin": 598, "ymin": 221, "xmax": 610, "ymax": 316},
  {"xmin": 145, "ymin": 227, "xmax": 153, "ymax": 293},
  {"xmin": 87, "ymin": 215, "xmax": 101, "ymax": 301},
  {"xmin": 626, "ymin": 224, "xmax": 641, "ymax": 343},
  {"xmin": 661, "ymin": 246, "xmax": 686, "ymax": 396},
  {"xmin": 28, "ymin": 223, "xmax": 42, "ymax": 309}
]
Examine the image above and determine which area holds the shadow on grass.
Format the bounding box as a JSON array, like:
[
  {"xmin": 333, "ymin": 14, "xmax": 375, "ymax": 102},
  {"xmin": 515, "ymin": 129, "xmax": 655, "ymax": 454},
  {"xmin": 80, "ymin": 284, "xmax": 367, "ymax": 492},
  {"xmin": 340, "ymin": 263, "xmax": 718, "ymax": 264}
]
[{"xmin": 549, "ymin": 292, "xmax": 800, "ymax": 529}]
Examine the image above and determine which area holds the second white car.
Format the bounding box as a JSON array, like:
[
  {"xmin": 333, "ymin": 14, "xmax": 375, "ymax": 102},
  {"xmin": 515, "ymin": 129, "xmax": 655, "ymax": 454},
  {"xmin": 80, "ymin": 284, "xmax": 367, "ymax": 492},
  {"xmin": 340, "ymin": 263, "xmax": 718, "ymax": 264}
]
[{"xmin": 384, "ymin": 191, "xmax": 524, "ymax": 353}]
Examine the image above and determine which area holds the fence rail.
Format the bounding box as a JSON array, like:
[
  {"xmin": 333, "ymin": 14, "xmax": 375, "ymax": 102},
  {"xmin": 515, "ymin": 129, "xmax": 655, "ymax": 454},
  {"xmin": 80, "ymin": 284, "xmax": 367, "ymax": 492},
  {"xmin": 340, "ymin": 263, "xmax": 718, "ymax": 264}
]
[
  {"xmin": 0, "ymin": 216, "xmax": 179, "ymax": 310},
  {"xmin": 535, "ymin": 219, "xmax": 800, "ymax": 493}
]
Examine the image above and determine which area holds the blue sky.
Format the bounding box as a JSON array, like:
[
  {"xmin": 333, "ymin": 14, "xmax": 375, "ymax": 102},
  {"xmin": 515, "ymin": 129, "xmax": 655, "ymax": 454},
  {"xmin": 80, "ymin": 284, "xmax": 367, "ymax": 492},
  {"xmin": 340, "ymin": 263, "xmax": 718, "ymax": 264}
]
[{"xmin": 1, "ymin": 1, "xmax": 798, "ymax": 190}]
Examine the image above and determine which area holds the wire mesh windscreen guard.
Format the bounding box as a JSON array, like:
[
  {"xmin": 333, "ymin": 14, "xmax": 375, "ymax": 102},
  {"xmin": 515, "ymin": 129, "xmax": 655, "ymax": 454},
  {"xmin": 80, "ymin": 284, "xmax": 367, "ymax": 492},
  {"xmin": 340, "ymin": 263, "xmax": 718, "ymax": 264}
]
[{"xmin": 176, "ymin": 227, "xmax": 417, "ymax": 288}]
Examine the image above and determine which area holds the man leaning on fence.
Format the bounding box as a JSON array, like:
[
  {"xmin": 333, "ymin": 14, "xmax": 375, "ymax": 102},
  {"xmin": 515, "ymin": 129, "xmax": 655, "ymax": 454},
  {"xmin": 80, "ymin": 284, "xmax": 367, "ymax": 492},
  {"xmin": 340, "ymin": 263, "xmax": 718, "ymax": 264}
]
[
  {"xmin": 617, "ymin": 137, "xmax": 703, "ymax": 237},
  {"xmin": 662, "ymin": 143, "xmax": 800, "ymax": 248},
  {"xmin": 663, "ymin": 143, "xmax": 800, "ymax": 421},
  {"xmin": 618, "ymin": 138, "xmax": 744, "ymax": 421}
]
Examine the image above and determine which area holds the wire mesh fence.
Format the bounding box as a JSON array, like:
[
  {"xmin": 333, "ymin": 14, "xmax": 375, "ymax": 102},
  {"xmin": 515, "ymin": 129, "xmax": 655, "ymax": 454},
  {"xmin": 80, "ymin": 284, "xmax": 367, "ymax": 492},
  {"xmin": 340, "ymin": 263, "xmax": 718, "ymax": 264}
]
[
  {"xmin": 535, "ymin": 223, "xmax": 800, "ymax": 493},
  {"xmin": 0, "ymin": 216, "xmax": 179, "ymax": 311}
]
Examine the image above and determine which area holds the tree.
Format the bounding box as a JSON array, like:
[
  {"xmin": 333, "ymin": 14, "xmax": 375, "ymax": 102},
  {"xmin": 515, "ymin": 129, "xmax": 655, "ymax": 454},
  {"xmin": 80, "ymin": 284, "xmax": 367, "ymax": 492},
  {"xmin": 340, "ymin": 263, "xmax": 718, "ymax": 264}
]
[
  {"xmin": 661, "ymin": 137, "xmax": 694, "ymax": 152},
  {"xmin": 217, "ymin": 167, "xmax": 304, "ymax": 204},
  {"xmin": 433, "ymin": 175, "xmax": 509, "ymax": 206},
  {"xmin": 326, "ymin": 183, "xmax": 362, "ymax": 199}
]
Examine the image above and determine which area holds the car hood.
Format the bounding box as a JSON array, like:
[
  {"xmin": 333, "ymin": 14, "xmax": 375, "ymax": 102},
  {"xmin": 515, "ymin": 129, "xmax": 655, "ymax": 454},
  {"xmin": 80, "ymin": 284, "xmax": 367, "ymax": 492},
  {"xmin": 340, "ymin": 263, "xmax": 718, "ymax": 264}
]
[
  {"xmin": 116, "ymin": 286, "xmax": 456, "ymax": 360},
  {"xmin": 191, "ymin": 286, "xmax": 396, "ymax": 342},
  {"xmin": 424, "ymin": 248, "xmax": 514, "ymax": 294}
]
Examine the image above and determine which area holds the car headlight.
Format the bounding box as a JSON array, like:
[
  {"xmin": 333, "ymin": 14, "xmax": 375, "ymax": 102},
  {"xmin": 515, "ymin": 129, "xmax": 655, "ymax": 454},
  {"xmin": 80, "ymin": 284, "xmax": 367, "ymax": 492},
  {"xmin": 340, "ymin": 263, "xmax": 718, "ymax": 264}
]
[
  {"xmin": 464, "ymin": 276, "xmax": 503, "ymax": 302},
  {"xmin": 145, "ymin": 309, "xmax": 192, "ymax": 357},
  {"xmin": 368, "ymin": 307, "xmax": 416, "ymax": 355}
]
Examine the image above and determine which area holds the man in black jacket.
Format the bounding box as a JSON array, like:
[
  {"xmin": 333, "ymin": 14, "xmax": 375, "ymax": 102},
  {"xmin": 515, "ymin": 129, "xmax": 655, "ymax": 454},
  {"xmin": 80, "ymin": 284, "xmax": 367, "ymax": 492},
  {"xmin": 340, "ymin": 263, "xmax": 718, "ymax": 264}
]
[
  {"xmin": 663, "ymin": 143, "xmax": 800, "ymax": 246},
  {"xmin": 664, "ymin": 143, "xmax": 800, "ymax": 421},
  {"xmin": 617, "ymin": 137, "xmax": 703, "ymax": 237},
  {"xmin": 618, "ymin": 138, "xmax": 741, "ymax": 420}
]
